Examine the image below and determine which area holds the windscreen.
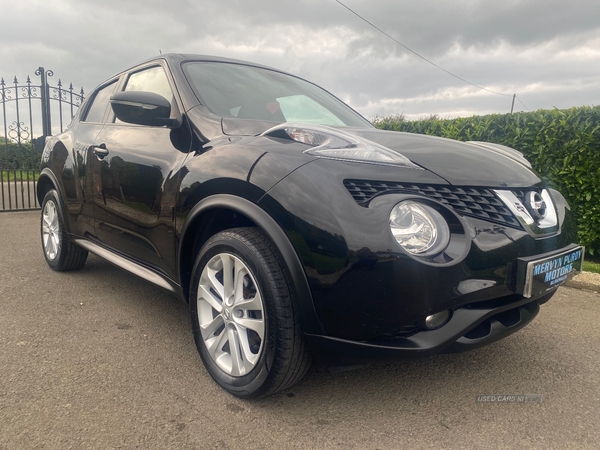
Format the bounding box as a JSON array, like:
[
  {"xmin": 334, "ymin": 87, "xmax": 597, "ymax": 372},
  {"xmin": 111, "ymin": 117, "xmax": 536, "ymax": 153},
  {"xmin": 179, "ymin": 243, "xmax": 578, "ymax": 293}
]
[{"xmin": 183, "ymin": 62, "xmax": 372, "ymax": 128}]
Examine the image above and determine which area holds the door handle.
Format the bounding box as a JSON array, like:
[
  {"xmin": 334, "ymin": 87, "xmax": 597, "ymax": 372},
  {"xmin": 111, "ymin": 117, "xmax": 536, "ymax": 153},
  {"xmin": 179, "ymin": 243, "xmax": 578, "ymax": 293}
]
[{"xmin": 93, "ymin": 143, "xmax": 109, "ymax": 158}]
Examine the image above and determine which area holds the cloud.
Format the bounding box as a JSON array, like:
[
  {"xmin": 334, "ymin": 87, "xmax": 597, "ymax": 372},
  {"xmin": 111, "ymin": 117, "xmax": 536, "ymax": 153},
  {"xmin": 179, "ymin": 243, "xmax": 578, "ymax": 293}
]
[{"xmin": 1, "ymin": 0, "xmax": 599, "ymax": 121}]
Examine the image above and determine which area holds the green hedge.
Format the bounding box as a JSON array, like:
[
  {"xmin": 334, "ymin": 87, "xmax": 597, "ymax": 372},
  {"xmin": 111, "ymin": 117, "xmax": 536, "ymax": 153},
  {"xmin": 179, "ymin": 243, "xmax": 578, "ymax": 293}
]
[
  {"xmin": 374, "ymin": 106, "xmax": 600, "ymax": 255},
  {"xmin": 0, "ymin": 140, "xmax": 40, "ymax": 170}
]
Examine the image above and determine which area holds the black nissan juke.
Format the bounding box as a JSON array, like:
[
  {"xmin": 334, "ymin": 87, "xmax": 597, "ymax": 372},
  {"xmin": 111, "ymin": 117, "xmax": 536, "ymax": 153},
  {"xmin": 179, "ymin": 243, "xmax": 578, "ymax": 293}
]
[{"xmin": 38, "ymin": 54, "xmax": 583, "ymax": 398}]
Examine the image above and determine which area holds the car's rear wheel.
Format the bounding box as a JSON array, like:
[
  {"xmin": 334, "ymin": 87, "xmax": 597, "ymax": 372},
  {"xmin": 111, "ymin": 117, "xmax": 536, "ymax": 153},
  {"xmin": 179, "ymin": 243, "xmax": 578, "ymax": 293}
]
[
  {"xmin": 40, "ymin": 189, "xmax": 88, "ymax": 271},
  {"xmin": 190, "ymin": 227, "xmax": 311, "ymax": 398}
]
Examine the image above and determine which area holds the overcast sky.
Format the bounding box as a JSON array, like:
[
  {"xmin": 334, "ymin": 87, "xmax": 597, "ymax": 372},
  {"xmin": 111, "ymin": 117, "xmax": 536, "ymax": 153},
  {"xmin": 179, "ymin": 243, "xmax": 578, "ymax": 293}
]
[{"xmin": 1, "ymin": 0, "xmax": 599, "ymax": 120}]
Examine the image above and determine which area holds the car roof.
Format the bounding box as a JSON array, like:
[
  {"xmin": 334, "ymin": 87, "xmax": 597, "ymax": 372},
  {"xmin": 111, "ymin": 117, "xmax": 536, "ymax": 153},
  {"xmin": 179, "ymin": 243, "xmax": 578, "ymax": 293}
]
[
  {"xmin": 90, "ymin": 53, "xmax": 284, "ymax": 95},
  {"xmin": 137, "ymin": 53, "xmax": 279, "ymax": 72}
]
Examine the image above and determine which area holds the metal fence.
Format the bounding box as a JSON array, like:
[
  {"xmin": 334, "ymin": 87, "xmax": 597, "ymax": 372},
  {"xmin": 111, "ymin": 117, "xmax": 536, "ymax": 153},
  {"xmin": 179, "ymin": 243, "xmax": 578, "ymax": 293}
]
[
  {"xmin": 0, "ymin": 170, "xmax": 39, "ymax": 211},
  {"xmin": 1, "ymin": 67, "xmax": 84, "ymax": 211}
]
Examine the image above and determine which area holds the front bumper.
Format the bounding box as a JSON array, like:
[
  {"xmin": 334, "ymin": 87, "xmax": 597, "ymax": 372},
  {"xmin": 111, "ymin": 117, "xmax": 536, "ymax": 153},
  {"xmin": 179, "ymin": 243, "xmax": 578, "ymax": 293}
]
[
  {"xmin": 305, "ymin": 291, "xmax": 552, "ymax": 363},
  {"xmin": 262, "ymin": 158, "xmax": 579, "ymax": 353}
]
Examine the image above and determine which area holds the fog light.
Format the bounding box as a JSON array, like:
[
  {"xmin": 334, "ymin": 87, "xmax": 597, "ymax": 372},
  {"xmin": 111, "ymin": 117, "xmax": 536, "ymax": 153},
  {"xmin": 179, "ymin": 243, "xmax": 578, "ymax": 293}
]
[{"xmin": 424, "ymin": 310, "xmax": 451, "ymax": 330}]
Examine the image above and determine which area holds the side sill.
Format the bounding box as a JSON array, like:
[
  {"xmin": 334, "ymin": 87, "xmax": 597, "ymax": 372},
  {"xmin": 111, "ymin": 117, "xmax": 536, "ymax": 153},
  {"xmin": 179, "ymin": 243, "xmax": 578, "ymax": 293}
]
[{"xmin": 73, "ymin": 238, "xmax": 179, "ymax": 294}]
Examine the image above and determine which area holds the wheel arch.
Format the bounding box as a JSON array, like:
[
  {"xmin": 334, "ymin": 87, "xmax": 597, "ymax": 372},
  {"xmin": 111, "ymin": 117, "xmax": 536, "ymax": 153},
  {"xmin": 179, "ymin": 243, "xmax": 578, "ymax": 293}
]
[
  {"xmin": 178, "ymin": 194, "xmax": 325, "ymax": 335},
  {"xmin": 37, "ymin": 168, "xmax": 71, "ymax": 234},
  {"xmin": 37, "ymin": 169, "xmax": 57, "ymax": 203}
]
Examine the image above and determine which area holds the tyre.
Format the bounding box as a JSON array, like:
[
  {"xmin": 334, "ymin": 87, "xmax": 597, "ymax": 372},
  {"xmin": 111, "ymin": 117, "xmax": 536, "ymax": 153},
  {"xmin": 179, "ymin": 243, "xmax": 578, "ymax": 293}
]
[
  {"xmin": 40, "ymin": 189, "xmax": 88, "ymax": 271},
  {"xmin": 190, "ymin": 227, "xmax": 311, "ymax": 398}
]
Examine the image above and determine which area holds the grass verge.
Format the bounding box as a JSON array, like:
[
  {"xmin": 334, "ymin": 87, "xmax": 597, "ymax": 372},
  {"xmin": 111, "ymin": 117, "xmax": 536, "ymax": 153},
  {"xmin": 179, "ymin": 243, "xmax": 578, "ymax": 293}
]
[
  {"xmin": 0, "ymin": 171, "xmax": 40, "ymax": 182},
  {"xmin": 583, "ymin": 259, "xmax": 600, "ymax": 275}
]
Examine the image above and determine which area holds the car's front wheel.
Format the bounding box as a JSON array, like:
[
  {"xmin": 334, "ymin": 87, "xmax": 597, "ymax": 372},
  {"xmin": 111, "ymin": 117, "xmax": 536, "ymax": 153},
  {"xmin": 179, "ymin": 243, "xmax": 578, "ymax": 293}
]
[
  {"xmin": 40, "ymin": 189, "xmax": 88, "ymax": 271},
  {"xmin": 190, "ymin": 228, "xmax": 311, "ymax": 398}
]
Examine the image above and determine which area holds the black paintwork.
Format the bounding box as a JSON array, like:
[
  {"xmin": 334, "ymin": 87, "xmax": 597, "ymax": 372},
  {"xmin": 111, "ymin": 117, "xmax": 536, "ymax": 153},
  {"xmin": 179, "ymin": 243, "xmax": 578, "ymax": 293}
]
[{"xmin": 38, "ymin": 54, "xmax": 579, "ymax": 362}]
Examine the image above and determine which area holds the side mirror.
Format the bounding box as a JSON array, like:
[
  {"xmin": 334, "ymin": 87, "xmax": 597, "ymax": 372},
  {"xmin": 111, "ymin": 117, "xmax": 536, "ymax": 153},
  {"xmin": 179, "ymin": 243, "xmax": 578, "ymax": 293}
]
[{"xmin": 110, "ymin": 91, "xmax": 176, "ymax": 127}]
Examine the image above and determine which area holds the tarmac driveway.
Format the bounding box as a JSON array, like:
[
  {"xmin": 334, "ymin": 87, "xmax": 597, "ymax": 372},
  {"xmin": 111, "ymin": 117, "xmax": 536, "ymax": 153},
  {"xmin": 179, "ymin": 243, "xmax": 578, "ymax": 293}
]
[{"xmin": 1, "ymin": 211, "xmax": 599, "ymax": 449}]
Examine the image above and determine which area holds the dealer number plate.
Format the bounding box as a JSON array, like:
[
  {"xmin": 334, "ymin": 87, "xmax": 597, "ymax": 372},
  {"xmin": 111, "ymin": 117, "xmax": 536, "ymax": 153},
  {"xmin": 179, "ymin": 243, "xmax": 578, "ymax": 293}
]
[{"xmin": 516, "ymin": 245, "xmax": 584, "ymax": 298}]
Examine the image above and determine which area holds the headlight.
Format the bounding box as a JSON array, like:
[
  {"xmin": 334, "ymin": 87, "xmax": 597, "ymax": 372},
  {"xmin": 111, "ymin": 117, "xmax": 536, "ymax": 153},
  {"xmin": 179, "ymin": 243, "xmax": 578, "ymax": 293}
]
[
  {"xmin": 390, "ymin": 201, "xmax": 450, "ymax": 256},
  {"xmin": 262, "ymin": 123, "xmax": 420, "ymax": 169}
]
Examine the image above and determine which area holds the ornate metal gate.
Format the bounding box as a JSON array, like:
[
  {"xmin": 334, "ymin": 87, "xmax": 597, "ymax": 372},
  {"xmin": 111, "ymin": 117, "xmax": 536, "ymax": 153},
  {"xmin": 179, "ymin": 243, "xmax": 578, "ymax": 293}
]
[{"xmin": 1, "ymin": 67, "xmax": 84, "ymax": 211}]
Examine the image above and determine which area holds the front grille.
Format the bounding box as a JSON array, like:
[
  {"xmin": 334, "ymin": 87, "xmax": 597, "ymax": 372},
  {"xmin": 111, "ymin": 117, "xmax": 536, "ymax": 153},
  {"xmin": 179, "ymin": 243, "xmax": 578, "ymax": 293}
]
[{"xmin": 343, "ymin": 179, "xmax": 523, "ymax": 229}]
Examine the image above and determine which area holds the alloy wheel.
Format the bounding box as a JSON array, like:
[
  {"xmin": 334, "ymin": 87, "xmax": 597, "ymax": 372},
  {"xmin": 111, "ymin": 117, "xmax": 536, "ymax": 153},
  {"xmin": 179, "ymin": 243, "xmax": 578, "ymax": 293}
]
[
  {"xmin": 42, "ymin": 199, "xmax": 60, "ymax": 261},
  {"xmin": 197, "ymin": 252, "xmax": 265, "ymax": 376}
]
